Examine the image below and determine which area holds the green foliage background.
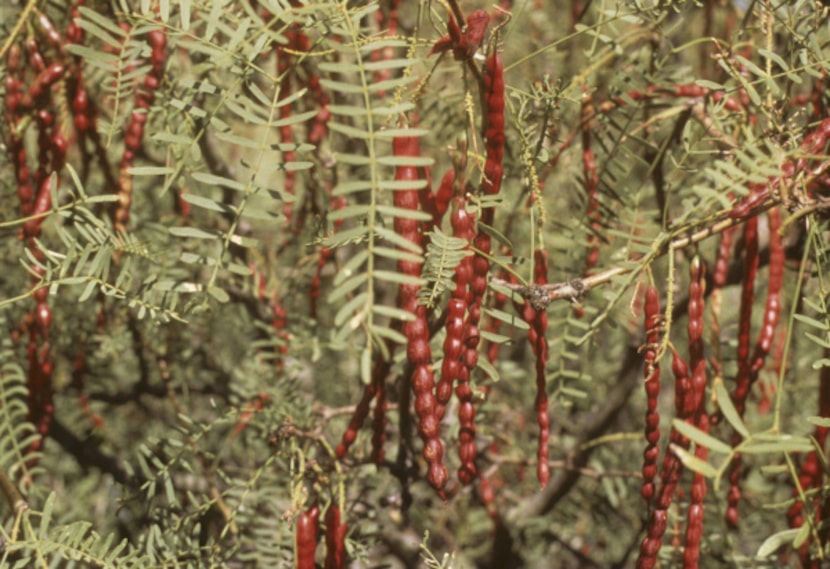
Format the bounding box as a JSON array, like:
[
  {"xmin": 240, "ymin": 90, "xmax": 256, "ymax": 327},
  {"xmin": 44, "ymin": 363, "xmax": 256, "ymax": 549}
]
[{"xmin": 2, "ymin": 0, "xmax": 830, "ymax": 567}]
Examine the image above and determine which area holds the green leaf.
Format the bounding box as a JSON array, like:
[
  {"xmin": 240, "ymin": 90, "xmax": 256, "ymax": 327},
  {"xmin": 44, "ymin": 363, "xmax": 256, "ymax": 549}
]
[
  {"xmin": 371, "ymin": 324, "xmax": 408, "ymax": 345},
  {"xmin": 169, "ymin": 227, "xmax": 221, "ymax": 240},
  {"xmin": 207, "ymin": 286, "xmax": 230, "ymax": 303},
  {"xmin": 328, "ymin": 273, "xmax": 369, "ymax": 303},
  {"xmin": 807, "ymin": 416, "xmax": 830, "ymax": 428},
  {"xmin": 334, "ymin": 292, "xmax": 369, "ymax": 328},
  {"xmin": 181, "ymin": 193, "xmax": 232, "ymax": 213},
  {"xmin": 669, "ymin": 443, "xmax": 718, "ymax": 478},
  {"xmin": 740, "ymin": 436, "xmax": 814, "ymax": 454},
  {"xmin": 373, "ymin": 270, "xmax": 423, "ymax": 287},
  {"xmin": 756, "ymin": 528, "xmax": 801, "ymax": 558},
  {"xmin": 127, "ymin": 166, "xmax": 175, "ymax": 176},
  {"xmin": 671, "ymin": 419, "xmax": 732, "ymax": 455},
  {"xmin": 477, "ymin": 358, "xmax": 500, "ymax": 382},
  {"xmin": 714, "ymin": 378, "xmax": 750, "ymax": 440},
  {"xmin": 484, "ymin": 307, "xmax": 530, "ymax": 331},
  {"xmin": 371, "ymin": 305, "xmax": 416, "ymax": 322},
  {"xmin": 39, "ymin": 492, "xmax": 56, "ymax": 537},
  {"xmin": 375, "ymin": 204, "xmax": 432, "ymax": 221},
  {"xmin": 191, "ymin": 172, "xmax": 246, "ymax": 192},
  {"xmin": 376, "ymin": 227, "xmax": 422, "ymax": 254}
]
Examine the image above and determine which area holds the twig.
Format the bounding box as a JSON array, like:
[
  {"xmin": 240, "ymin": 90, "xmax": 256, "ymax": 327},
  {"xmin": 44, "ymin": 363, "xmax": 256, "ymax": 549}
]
[
  {"xmin": 0, "ymin": 0, "xmax": 37, "ymax": 62},
  {"xmin": 492, "ymin": 180, "xmax": 830, "ymax": 311},
  {"xmin": 0, "ymin": 469, "xmax": 27, "ymax": 514}
]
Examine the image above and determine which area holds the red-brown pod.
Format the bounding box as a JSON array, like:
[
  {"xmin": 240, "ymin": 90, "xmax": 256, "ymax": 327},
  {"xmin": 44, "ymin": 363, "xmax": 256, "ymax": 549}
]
[
  {"xmin": 296, "ymin": 505, "xmax": 319, "ymax": 569},
  {"xmin": 324, "ymin": 504, "xmax": 347, "ymax": 569}
]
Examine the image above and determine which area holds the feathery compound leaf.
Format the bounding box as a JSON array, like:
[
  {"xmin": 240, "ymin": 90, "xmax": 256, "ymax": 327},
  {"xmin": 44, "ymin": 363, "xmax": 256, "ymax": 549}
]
[{"xmin": 419, "ymin": 228, "xmax": 472, "ymax": 308}]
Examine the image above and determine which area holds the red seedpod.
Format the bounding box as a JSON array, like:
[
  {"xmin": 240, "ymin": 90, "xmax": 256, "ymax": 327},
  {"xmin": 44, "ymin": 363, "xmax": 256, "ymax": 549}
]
[
  {"xmin": 640, "ymin": 285, "xmax": 662, "ymax": 504},
  {"xmin": 435, "ymin": 192, "xmax": 476, "ymax": 421},
  {"xmin": 637, "ymin": 346, "xmax": 692, "ymax": 569},
  {"xmin": 296, "ymin": 504, "xmax": 319, "ymax": 569},
  {"xmin": 393, "ymin": 134, "xmax": 448, "ymax": 493},
  {"xmin": 430, "ymin": 10, "xmax": 489, "ymax": 61},
  {"xmin": 324, "ymin": 504, "xmax": 348, "ymax": 569},
  {"xmin": 683, "ymin": 255, "xmax": 709, "ymax": 568},
  {"xmin": 521, "ymin": 249, "xmax": 551, "ymax": 488},
  {"xmin": 578, "ymin": 91, "xmax": 602, "ymax": 316}
]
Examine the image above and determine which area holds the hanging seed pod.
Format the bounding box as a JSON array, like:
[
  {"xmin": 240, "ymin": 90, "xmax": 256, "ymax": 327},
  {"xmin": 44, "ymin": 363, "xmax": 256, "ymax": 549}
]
[
  {"xmin": 324, "ymin": 504, "xmax": 348, "ymax": 569},
  {"xmin": 393, "ymin": 135, "xmax": 447, "ymax": 492},
  {"xmin": 683, "ymin": 255, "xmax": 709, "ymax": 568},
  {"xmin": 296, "ymin": 504, "xmax": 319, "ymax": 569},
  {"xmin": 530, "ymin": 250, "xmax": 551, "ymax": 487},
  {"xmin": 115, "ymin": 27, "xmax": 166, "ymax": 230},
  {"xmin": 637, "ymin": 347, "xmax": 692, "ymax": 569},
  {"xmin": 725, "ymin": 212, "xmax": 759, "ymax": 528},
  {"xmin": 435, "ymin": 194, "xmax": 475, "ymax": 420},
  {"xmin": 640, "ymin": 285, "xmax": 662, "ymax": 504},
  {"xmin": 336, "ymin": 356, "xmax": 388, "ymax": 459}
]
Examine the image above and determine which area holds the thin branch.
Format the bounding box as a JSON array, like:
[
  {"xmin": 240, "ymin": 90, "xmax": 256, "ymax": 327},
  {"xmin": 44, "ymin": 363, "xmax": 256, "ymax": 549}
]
[
  {"xmin": 0, "ymin": 469, "xmax": 27, "ymax": 514},
  {"xmin": 493, "ymin": 177, "xmax": 830, "ymax": 311}
]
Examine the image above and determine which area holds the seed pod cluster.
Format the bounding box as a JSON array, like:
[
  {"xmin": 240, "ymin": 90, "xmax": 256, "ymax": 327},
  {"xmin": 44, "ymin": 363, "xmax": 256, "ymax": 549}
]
[
  {"xmin": 5, "ymin": 39, "xmax": 64, "ymax": 447},
  {"xmin": 748, "ymin": 209, "xmax": 783, "ymax": 378},
  {"xmin": 335, "ymin": 355, "xmax": 389, "ymax": 460},
  {"xmin": 728, "ymin": 118, "xmax": 830, "ymax": 220},
  {"xmin": 435, "ymin": 192, "xmax": 475, "ymax": 420},
  {"xmin": 640, "ymin": 285, "xmax": 662, "ymax": 504},
  {"xmin": 393, "ymin": 135, "xmax": 447, "ymax": 492},
  {"xmin": 725, "ymin": 212, "xmax": 759, "ymax": 527},
  {"xmin": 444, "ymin": 51, "xmax": 506, "ymax": 485},
  {"xmin": 726, "ymin": 208, "xmax": 785, "ymax": 531},
  {"xmin": 637, "ymin": 347, "xmax": 693, "ymax": 569},
  {"xmin": 115, "ymin": 28, "xmax": 167, "ymax": 230}
]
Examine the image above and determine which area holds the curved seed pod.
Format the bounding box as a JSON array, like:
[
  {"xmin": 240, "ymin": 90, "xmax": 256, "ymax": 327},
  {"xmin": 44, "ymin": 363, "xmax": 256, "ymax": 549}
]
[{"xmin": 336, "ymin": 356, "xmax": 388, "ymax": 459}]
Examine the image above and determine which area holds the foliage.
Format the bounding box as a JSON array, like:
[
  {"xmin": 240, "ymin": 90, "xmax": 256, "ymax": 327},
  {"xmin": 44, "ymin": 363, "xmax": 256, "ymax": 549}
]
[{"xmin": 2, "ymin": 0, "xmax": 830, "ymax": 567}]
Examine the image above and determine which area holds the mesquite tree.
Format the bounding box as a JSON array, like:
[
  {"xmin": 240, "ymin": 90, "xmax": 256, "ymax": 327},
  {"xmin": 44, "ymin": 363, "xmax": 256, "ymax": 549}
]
[{"xmin": 2, "ymin": 0, "xmax": 830, "ymax": 567}]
